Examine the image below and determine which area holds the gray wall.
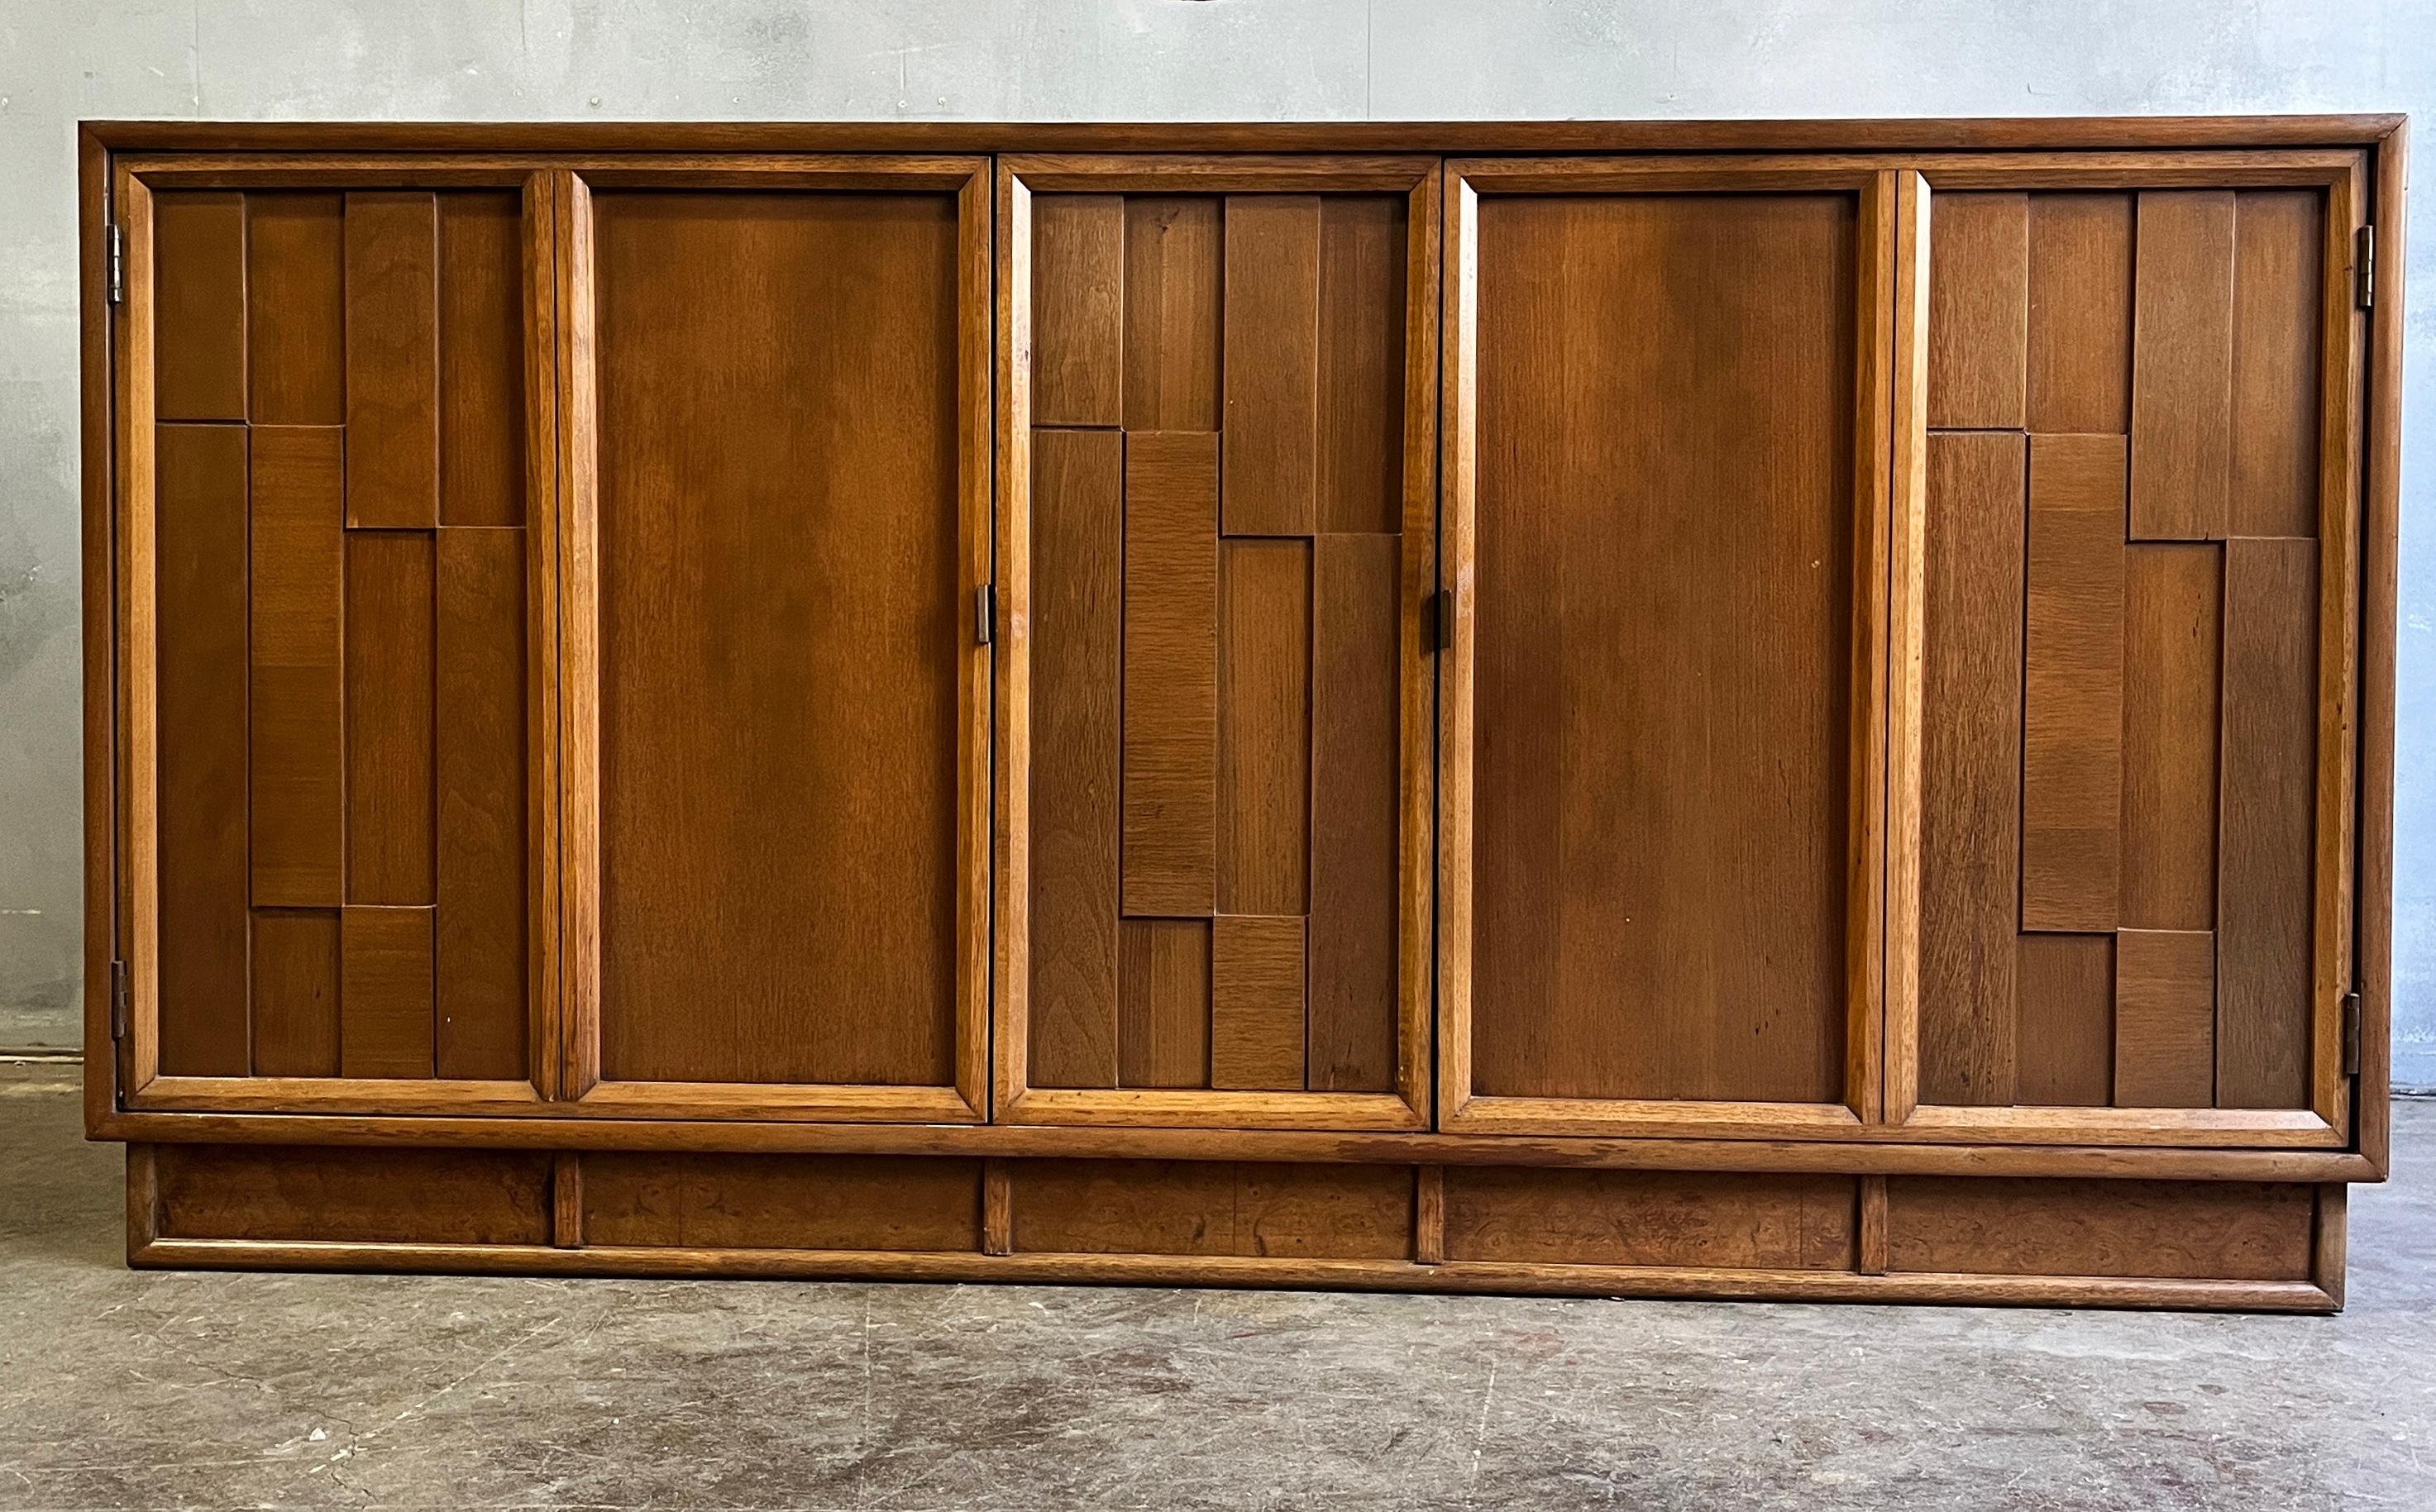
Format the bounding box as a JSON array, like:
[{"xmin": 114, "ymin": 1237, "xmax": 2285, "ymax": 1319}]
[{"xmin": 2, "ymin": 2, "xmax": 2431, "ymax": 1082}]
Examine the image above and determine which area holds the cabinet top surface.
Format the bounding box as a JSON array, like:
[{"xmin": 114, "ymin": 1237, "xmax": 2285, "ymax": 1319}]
[{"xmin": 80, "ymin": 113, "xmax": 2406, "ymax": 156}]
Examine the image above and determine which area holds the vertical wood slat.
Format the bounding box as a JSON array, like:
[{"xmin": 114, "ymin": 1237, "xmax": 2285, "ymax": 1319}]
[
  {"xmin": 2025, "ymin": 192, "xmax": 2134, "ymax": 435},
  {"xmin": 345, "ymin": 531, "xmax": 437, "ymax": 905},
  {"xmin": 1211, "ymin": 914, "xmax": 1306, "ymax": 1091},
  {"xmin": 1122, "ymin": 197, "xmax": 1221, "ymax": 431},
  {"xmin": 250, "ymin": 908, "xmax": 339, "ymax": 1077},
  {"xmin": 1925, "ymin": 191, "xmax": 2026, "ymax": 428},
  {"xmin": 2120, "ymin": 545, "xmax": 2223, "ymax": 931},
  {"xmin": 1317, "ymin": 196, "xmax": 1407, "ymax": 536},
  {"xmin": 2219, "ymin": 537, "xmax": 2319, "ymax": 1109},
  {"xmin": 2115, "ymin": 928, "xmax": 2217, "ymax": 1108},
  {"xmin": 1119, "ymin": 918, "xmax": 1211, "ymax": 1089},
  {"xmin": 1307, "ymin": 532, "xmax": 1402, "ymax": 1093},
  {"xmin": 2230, "ymin": 189, "xmax": 2325, "ymax": 539},
  {"xmin": 340, "ymin": 904, "xmax": 435, "ymax": 1079},
  {"xmin": 2130, "ymin": 190, "xmax": 2235, "ymax": 541},
  {"xmin": 1031, "ymin": 195, "xmax": 1125, "ymax": 427},
  {"xmin": 1120, "ymin": 431, "xmax": 1220, "ymax": 916},
  {"xmin": 346, "ymin": 191, "xmax": 442, "ymax": 528},
  {"xmin": 246, "ymin": 192, "xmax": 346, "ymax": 426},
  {"xmin": 1918, "ymin": 432, "xmax": 2024, "ymax": 1105},
  {"xmin": 439, "ymin": 191, "xmax": 528, "ymax": 527},
  {"xmin": 248, "ymin": 425, "xmax": 346, "ymax": 907},
  {"xmin": 2015, "ymin": 932, "xmax": 2115, "ymax": 1107},
  {"xmin": 152, "ymin": 191, "xmax": 248, "ymax": 422},
  {"xmin": 1029, "ymin": 429, "xmax": 1125, "ymax": 1088},
  {"xmin": 153, "ymin": 424, "xmax": 252, "ymax": 1076},
  {"xmin": 1216, "ymin": 538, "xmax": 1311, "ymax": 914},
  {"xmin": 2020, "ymin": 432, "xmax": 2126, "ymax": 932},
  {"xmin": 1223, "ymin": 194, "xmax": 1321, "ymax": 535},
  {"xmin": 435, "ymin": 527, "xmax": 528, "ymax": 1080}
]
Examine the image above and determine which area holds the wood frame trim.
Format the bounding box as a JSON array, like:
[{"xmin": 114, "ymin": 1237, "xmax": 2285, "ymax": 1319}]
[
  {"xmin": 1881, "ymin": 149, "xmax": 2373, "ymax": 1149},
  {"xmin": 552, "ymin": 155, "xmax": 995, "ymax": 1126},
  {"xmin": 991, "ymin": 153, "xmax": 1440, "ymax": 1133},
  {"xmin": 2357, "ymin": 120, "xmax": 2407, "ymax": 1176},
  {"xmin": 1435, "ymin": 156, "xmax": 1898, "ymax": 1141},
  {"xmin": 123, "ymin": 1232, "xmax": 2340, "ymax": 1312}
]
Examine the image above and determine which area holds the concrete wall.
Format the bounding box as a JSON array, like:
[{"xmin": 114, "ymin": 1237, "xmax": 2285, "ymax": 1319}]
[{"xmin": 2, "ymin": 1, "xmax": 2431, "ymax": 1082}]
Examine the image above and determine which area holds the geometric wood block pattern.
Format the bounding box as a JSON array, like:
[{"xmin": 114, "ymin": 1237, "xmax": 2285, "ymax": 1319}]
[
  {"xmin": 1919, "ymin": 187, "xmax": 2323, "ymax": 1110},
  {"xmin": 150, "ymin": 188, "xmax": 529, "ymax": 1081},
  {"xmin": 1027, "ymin": 192, "xmax": 1408, "ymax": 1093}
]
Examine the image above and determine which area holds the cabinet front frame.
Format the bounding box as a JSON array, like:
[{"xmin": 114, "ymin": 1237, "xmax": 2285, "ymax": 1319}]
[
  {"xmin": 992, "ymin": 155, "xmax": 1442, "ymax": 1132},
  {"xmin": 1882, "ymin": 150, "xmax": 2368, "ymax": 1149},
  {"xmin": 1437, "ymin": 156, "xmax": 1902, "ymax": 1142},
  {"xmin": 111, "ymin": 156, "xmax": 560, "ymax": 1118}
]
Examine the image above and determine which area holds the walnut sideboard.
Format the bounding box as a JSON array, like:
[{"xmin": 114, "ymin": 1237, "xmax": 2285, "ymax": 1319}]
[{"xmin": 79, "ymin": 117, "xmax": 2406, "ymax": 1309}]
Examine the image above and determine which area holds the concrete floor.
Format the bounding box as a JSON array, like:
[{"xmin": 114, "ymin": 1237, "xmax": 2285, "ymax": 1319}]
[{"xmin": 1, "ymin": 1065, "xmax": 2430, "ymax": 1511}]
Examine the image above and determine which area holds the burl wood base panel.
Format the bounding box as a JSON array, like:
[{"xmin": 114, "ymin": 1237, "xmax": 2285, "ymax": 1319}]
[{"xmin": 127, "ymin": 1147, "xmax": 2346, "ymax": 1312}]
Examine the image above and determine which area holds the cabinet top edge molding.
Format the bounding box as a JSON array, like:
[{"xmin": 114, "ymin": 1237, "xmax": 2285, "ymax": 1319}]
[{"xmin": 79, "ymin": 113, "xmax": 2407, "ymax": 157}]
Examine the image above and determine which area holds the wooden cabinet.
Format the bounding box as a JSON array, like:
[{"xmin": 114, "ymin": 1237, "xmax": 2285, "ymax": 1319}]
[{"xmin": 84, "ymin": 119, "xmax": 2404, "ymax": 1310}]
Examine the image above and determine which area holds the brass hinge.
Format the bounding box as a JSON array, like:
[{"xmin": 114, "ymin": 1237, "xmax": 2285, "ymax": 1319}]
[
  {"xmin": 2357, "ymin": 225, "xmax": 2376, "ymax": 310},
  {"xmin": 975, "ymin": 582, "xmax": 995, "ymax": 646},
  {"xmin": 2341, "ymin": 990, "xmax": 2362, "ymax": 1077},
  {"xmin": 106, "ymin": 221, "xmax": 125, "ymax": 306},
  {"xmin": 109, "ymin": 959, "xmax": 131, "ymax": 1039}
]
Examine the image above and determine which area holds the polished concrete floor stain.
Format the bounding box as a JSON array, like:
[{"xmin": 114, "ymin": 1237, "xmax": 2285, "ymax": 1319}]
[{"xmin": 2, "ymin": 1063, "xmax": 2431, "ymax": 1510}]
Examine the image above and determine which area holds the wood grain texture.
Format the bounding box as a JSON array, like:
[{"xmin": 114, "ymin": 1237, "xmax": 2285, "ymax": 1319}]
[
  {"xmin": 247, "ymin": 425, "xmax": 346, "ymax": 908},
  {"xmin": 1888, "ymin": 1176, "xmax": 2314, "ymax": 1281},
  {"xmin": 2130, "ymin": 190, "xmax": 2234, "ymax": 540},
  {"xmin": 1119, "ymin": 918, "xmax": 1211, "ymax": 1089},
  {"xmin": 1122, "ymin": 197, "xmax": 1220, "ymax": 430},
  {"xmin": 1028, "ymin": 428, "xmax": 1124, "ymax": 1089},
  {"xmin": 1445, "ymin": 1168, "xmax": 1857, "ymax": 1271},
  {"xmin": 2025, "ymin": 192, "xmax": 2133, "ymax": 434},
  {"xmin": 1307, "ymin": 532, "xmax": 1401, "ymax": 1093},
  {"xmin": 246, "ymin": 192, "xmax": 346, "ymax": 425},
  {"xmin": 1925, "ymin": 191, "xmax": 2026, "ymax": 427},
  {"xmin": 2015, "ymin": 933, "xmax": 2115, "ymax": 1107},
  {"xmin": 2217, "ymin": 536, "xmax": 2318, "ymax": 1110},
  {"xmin": 250, "ymin": 908, "xmax": 340, "ymax": 1077},
  {"xmin": 344, "ymin": 530, "xmax": 437, "ymax": 906},
  {"xmin": 1029, "ymin": 194, "xmax": 1124, "ymax": 426},
  {"xmin": 1469, "ymin": 191, "xmax": 1855, "ymax": 1106},
  {"xmin": 1120, "ymin": 429, "xmax": 1220, "ymax": 916},
  {"xmin": 2120, "ymin": 545, "xmax": 2223, "ymax": 931},
  {"xmin": 1011, "ymin": 1160, "xmax": 1412, "ymax": 1260},
  {"xmin": 435, "ymin": 527, "xmax": 528, "ymax": 1081},
  {"xmin": 151, "ymin": 191, "xmax": 247, "ymax": 422},
  {"xmin": 438, "ymin": 190, "xmax": 527, "ymax": 526},
  {"xmin": 2020, "ymin": 432, "xmax": 2126, "ymax": 932},
  {"xmin": 1316, "ymin": 196, "xmax": 1407, "ymax": 535},
  {"xmin": 340, "ymin": 904, "xmax": 435, "ymax": 1079},
  {"xmin": 1211, "ymin": 914, "xmax": 1306, "ymax": 1091},
  {"xmin": 1216, "ymin": 537, "xmax": 1311, "ymax": 915},
  {"xmin": 153, "ymin": 424, "xmax": 252, "ymax": 1076},
  {"xmin": 2229, "ymin": 188, "xmax": 2324, "ymax": 539},
  {"xmin": 1918, "ymin": 432, "xmax": 2024, "ymax": 1106},
  {"xmin": 592, "ymin": 189, "xmax": 963, "ymax": 1090},
  {"xmin": 585, "ymin": 1153, "xmax": 982, "ymax": 1251},
  {"xmin": 345, "ymin": 192, "xmax": 442, "ymax": 528},
  {"xmin": 2115, "ymin": 928, "xmax": 2217, "ymax": 1108},
  {"xmin": 155, "ymin": 1144, "xmax": 551, "ymax": 1247},
  {"xmin": 1222, "ymin": 195, "xmax": 1321, "ymax": 535}
]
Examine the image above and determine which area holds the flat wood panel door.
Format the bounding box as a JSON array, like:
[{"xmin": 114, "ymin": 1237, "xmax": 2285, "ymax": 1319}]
[
  {"xmin": 994, "ymin": 156, "xmax": 1439, "ymax": 1131},
  {"xmin": 565, "ymin": 160, "xmax": 991, "ymax": 1123},
  {"xmin": 115, "ymin": 165, "xmax": 547, "ymax": 1115},
  {"xmin": 1889, "ymin": 152, "xmax": 2364, "ymax": 1148},
  {"xmin": 1440, "ymin": 160, "xmax": 1896, "ymax": 1140}
]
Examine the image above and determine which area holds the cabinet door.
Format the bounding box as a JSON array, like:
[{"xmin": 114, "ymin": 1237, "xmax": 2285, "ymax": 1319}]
[
  {"xmin": 559, "ymin": 161, "xmax": 992, "ymax": 1122},
  {"xmin": 996, "ymin": 157, "xmax": 1439, "ymax": 1130},
  {"xmin": 1889, "ymin": 153, "xmax": 2365, "ymax": 1147},
  {"xmin": 118, "ymin": 167, "xmax": 546, "ymax": 1113},
  {"xmin": 1439, "ymin": 159, "xmax": 1897, "ymax": 1138}
]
